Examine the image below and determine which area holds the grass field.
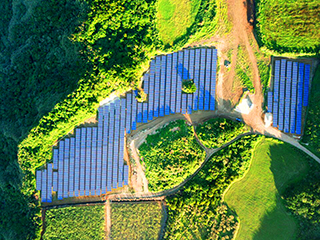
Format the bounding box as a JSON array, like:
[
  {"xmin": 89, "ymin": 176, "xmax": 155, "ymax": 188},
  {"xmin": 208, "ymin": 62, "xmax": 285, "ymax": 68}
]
[
  {"xmin": 156, "ymin": 0, "xmax": 201, "ymax": 46},
  {"xmin": 111, "ymin": 202, "xmax": 162, "ymax": 240},
  {"xmin": 224, "ymin": 138, "xmax": 309, "ymax": 240},
  {"xmin": 235, "ymin": 45, "xmax": 254, "ymax": 92},
  {"xmin": 139, "ymin": 120, "xmax": 205, "ymax": 192},
  {"xmin": 43, "ymin": 205, "xmax": 105, "ymax": 240}
]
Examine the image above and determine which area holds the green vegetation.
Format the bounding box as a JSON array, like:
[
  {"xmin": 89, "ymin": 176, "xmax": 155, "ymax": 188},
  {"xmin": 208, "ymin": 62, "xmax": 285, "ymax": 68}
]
[
  {"xmin": 225, "ymin": 138, "xmax": 309, "ymax": 240},
  {"xmin": 284, "ymin": 160, "xmax": 320, "ymax": 239},
  {"xmin": 196, "ymin": 118, "xmax": 248, "ymax": 148},
  {"xmin": 182, "ymin": 79, "xmax": 197, "ymax": 93},
  {"xmin": 236, "ymin": 45, "xmax": 254, "ymax": 92},
  {"xmin": 255, "ymin": 0, "xmax": 320, "ymax": 53},
  {"xmin": 1, "ymin": 0, "xmax": 161, "ymax": 237},
  {"xmin": 302, "ymin": 65, "xmax": 320, "ymax": 157},
  {"xmin": 139, "ymin": 120, "xmax": 205, "ymax": 192},
  {"xmin": 164, "ymin": 135, "xmax": 259, "ymax": 239},
  {"xmin": 156, "ymin": 0, "xmax": 201, "ymax": 46},
  {"xmin": 43, "ymin": 205, "xmax": 105, "ymax": 240},
  {"xmin": 111, "ymin": 202, "xmax": 162, "ymax": 240}
]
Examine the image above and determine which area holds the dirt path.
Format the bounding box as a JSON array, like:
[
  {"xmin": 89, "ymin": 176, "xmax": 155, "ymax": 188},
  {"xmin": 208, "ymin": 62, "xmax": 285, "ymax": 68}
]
[{"xmin": 105, "ymin": 200, "xmax": 111, "ymax": 240}]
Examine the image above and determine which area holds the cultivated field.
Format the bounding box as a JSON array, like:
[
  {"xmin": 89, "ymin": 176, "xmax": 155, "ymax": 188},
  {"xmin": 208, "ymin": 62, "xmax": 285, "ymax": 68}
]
[
  {"xmin": 43, "ymin": 205, "xmax": 105, "ymax": 240},
  {"xmin": 110, "ymin": 202, "xmax": 162, "ymax": 240}
]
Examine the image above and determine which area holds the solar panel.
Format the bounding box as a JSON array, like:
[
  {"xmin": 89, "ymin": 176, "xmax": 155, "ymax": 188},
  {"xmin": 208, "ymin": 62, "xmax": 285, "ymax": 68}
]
[
  {"xmin": 209, "ymin": 50, "xmax": 216, "ymax": 111},
  {"xmin": 273, "ymin": 60, "xmax": 280, "ymax": 127},
  {"xmin": 113, "ymin": 101, "xmax": 120, "ymax": 189},
  {"xmin": 268, "ymin": 92, "xmax": 273, "ymax": 112},
  {"xmin": 154, "ymin": 56, "xmax": 161, "ymax": 117},
  {"xmin": 42, "ymin": 170, "xmax": 47, "ymax": 202},
  {"xmin": 69, "ymin": 138, "xmax": 75, "ymax": 197},
  {"xmin": 91, "ymin": 128, "xmax": 97, "ymax": 195},
  {"xmin": 198, "ymin": 48, "xmax": 206, "ymax": 110},
  {"xmin": 53, "ymin": 171, "xmax": 58, "ymax": 192},
  {"xmin": 123, "ymin": 165, "xmax": 129, "ymax": 185},
  {"xmin": 165, "ymin": 54, "xmax": 172, "ymax": 115},
  {"xmin": 181, "ymin": 94, "xmax": 187, "ymax": 114},
  {"xmin": 63, "ymin": 138, "xmax": 69, "ymax": 198},
  {"xmin": 159, "ymin": 56, "xmax": 166, "ymax": 117},
  {"xmin": 193, "ymin": 49, "xmax": 201, "ymax": 111},
  {"xmin": 126, "ymin": 93, "xmax": 132, "ymax": 133},
  {"xmin": 290, "ymin": 62, "xmax": 298, "ymax": 133},
  {"xmin": 137, "ymin": 102, "xmax": 143, "ymax": 123},
  {"xmin": 278, "ymin": 60, "xmax": 286, "ymax": 131},
  {"xmin": 57, "ymin": 140, "xmax": 64, "ymax": 199},
  {"xmin": 148, "ymin": 60, "xmax": 155, "ymax": 120},
  {"xmin": 36, "ymin": 170, "xmax": 41, "ymax": 191},
  {"xmin": 53, "ymin": 148, "xmax": 58, "ymax": 170},
  {"xmin": 175, "ymin": 51, "xmax": 184, "ymax": 113},
  {"xmin": 171, "ymin": 52, "xmax": 178, "ymax": 114},
  {"xmin": 131, "ymin": 93, "xmax": 137, "ymax": 130},
  {"xmin": 47, "ymin": 164, "xmax": 53, "ymax": 202},
  {"xmin": 284, "ymin": 61, "xmax": 292, "ymax": 133},
  {"xmin": 204, "ymin": 48, "xmax": 212, "ymax": 111},
  {"xmin": 296, "ymin": 63, "xmax": 304, "ymax": 134},
  {"xmin": 303, "ymin": 64, "xmax": 310, "ymax": 107},
  {"xmin": 80, "ymin": 128, "xmax": 86, "ymax": 196}
]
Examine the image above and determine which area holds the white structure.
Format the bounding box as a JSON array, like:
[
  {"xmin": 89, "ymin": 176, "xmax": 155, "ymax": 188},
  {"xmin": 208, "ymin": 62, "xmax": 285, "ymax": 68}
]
[
  {"xmin": 235, "ymin": 96, "xmax": 254, "ymax": 115},
  {"xmin": 264, "ymin": 112, "xmax": 273, "ymax": 127}
]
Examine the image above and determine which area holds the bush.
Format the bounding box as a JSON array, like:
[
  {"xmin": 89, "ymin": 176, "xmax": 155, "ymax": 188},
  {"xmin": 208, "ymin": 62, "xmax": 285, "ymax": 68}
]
[
  {"xmin": 196, "ymin": 118, "xmax": 248, "ymax": 148},
  {"xmin": 182, "ymin": 79, "xmax": 197, "ymax": 94}
]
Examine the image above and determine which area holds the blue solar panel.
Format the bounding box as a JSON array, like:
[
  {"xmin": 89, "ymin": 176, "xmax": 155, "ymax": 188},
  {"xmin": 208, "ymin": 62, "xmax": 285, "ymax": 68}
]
[
  {"xmin": 273, "ymin": 60, "xmax": 280, "ymax": 127},
  {"xmin": 53, "ymin": 148, "xmax": 58, "ymax": 170},
  {"xmin": 160, "ymin": 56, "xmax": 166, "ymax": 117},
  {"xmin": 143, "ymin": 103, "xmax": 148, "ymax": 123},
  {"xmin": 209, "ymin": 49, "xmax": 216, "ymax": 111},
  {"xmin": 123, "ymin": 165, "xmax": 129, "ymax": 185},
  {"xmin": 198, "ymin": 48, "xmax": 206, "ymax": 110},
  {"xmin": 171, "ymin": 53, "xmax": 178, "ymax": 114},
  {"xmin": 41, "ymin": 170, "xmax": 47, "ymax": 202},
  {"xmin": 278, "ymin": 59, "xmax": 286, "ymax": 130},
  {"xmin": 189, "ymin": 49, "xmax": 195, "ymax": 111},
  {"xmin": 296, "ymin": 63, "xmax": 304, "ymax": 134},
  {"xmin": 80, "ymin": 128, "xmax": 86, "ymax": 196},
  {"xmin": 53, "ymin": 171, "xmax": 57, "ymax": 192},
  {"xmin": 148, "ymin": 60, "xmax": 155, "ymax": 120},
  {"xmin": 268, "ymin": 92, "xmax": 273, "ymax": 112},
  {"xmin": 69, "ymin": 138, "xmax": 75, "ymax": 197},
  {"xmin": 284, "ymin": 61, "xmax": 292, "ymax": 133},
  {"xmin": 303, "ymin": 64, "xmax": 310, "ymax": 107},
  {"xmin": 113, "ymin": 101, "xmax": 120, "ymax": 189},
  {"xmin": 47, "ymin": 164, "xmax": 53, "ymax": 202},
  {"xmin": 57, "ymin": 140, "xmax": 64, "ymax": 199},
  {"xmin": 290, "ymin": 62, "xmax": 298, "ymax": 133},
  {"xmin": 63, "ymin": 138, "xmax": 69, "ymax": 198},
  {"xmin": 36, "ymin": 170, "xmax": 41, "ymax": 191},
  {"xmin": 91, "ymin": 128, "xmax": 97, "ymax": 195},
  {"xmin": 165, "ymin": 54, "xmax": 172, "ymax": 115},
  {"xmin": 137, "ymin": 102, "xmax": 143, "ymax": 123},
  {"xmin": 176, "ymin": 51, "xmax": 184, "ymax": 113},
  {"xmin": 193, "ymin": 49, "xmax": 201, "ymax": 111},
  {"xmin": 154, "ymin": 56, "xmax": 161, "ymax": 117},
  {"xmin": 75, "ymin": 128, "xmax": 81, "ymax": 197},
  {"xmin": 126, "ymin": 93, "xmax": 132, "ymax": 133},
  {"xmin": 131, "ymin": 92, "xmax": 137, "ymax": 130}
]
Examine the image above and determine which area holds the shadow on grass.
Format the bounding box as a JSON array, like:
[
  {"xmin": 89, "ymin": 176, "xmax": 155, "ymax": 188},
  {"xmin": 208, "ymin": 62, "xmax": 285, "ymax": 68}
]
[{"xmin": 252, "ymin": 142, "xmax": 309, "ymax": 240}]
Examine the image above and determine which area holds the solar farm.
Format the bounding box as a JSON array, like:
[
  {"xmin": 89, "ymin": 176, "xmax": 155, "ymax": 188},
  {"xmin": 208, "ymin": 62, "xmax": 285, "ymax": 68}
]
[
  {"xmin": 267, "ymin": 59, "xmax": 311, "ymax": 135},
  {"xmin": 36, "ymin": 47, "xmax": 218, "ymax": 203}
]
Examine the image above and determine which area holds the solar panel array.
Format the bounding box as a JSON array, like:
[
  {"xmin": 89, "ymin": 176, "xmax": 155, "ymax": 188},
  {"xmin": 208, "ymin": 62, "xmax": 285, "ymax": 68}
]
[
  {"xmin": 36, "ymin": 47, "xmax": 218, "ymax": 202},
  {"xmin": 267, "ymin": 59, "xmax": 311, "ymax": 135}
]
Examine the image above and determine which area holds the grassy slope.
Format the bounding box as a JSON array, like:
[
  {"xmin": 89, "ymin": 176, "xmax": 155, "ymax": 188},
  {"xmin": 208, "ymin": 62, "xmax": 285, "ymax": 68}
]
[
  {"xmin": 111, "ymin": 202, "xmax": 162, "ymax": 240},
  {"xmin": 224, "ymin": 138, "xmax": 309, "ymax": 240},
  {"xmin": 156, "ymin": 0, "xmax": 201, "ymax": 46},
  {"xmin": 139, "ymin": 120, "xmax": 205, "ymax": 192},
  {"xmin": 43, "ymin": 205, "xmax": 105, "ymax": 240}
]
